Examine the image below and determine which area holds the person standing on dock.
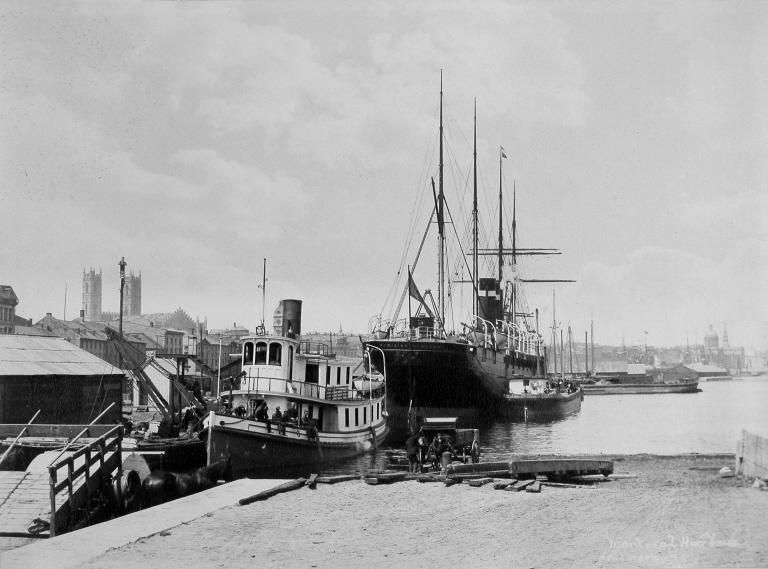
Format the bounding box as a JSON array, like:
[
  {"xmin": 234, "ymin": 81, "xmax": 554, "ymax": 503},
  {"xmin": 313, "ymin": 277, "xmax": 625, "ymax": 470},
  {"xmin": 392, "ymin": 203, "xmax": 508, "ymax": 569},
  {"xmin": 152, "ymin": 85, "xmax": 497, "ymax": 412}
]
[{"xmin": 405, "ymin": 431, "xmax": 420, "ymax": 473}]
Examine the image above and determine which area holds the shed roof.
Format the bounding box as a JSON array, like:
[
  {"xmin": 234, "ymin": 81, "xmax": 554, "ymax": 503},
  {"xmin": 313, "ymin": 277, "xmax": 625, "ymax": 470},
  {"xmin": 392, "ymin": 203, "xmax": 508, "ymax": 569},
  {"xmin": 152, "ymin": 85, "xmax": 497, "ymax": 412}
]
[{"xmin": 0, "ymin": 335, "xmax": 122, "ymax": 377}]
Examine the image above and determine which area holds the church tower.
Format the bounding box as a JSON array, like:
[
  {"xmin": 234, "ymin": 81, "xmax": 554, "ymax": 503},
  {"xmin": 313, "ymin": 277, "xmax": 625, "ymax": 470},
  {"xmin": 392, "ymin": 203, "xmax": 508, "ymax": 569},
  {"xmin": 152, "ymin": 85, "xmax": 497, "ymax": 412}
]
[
  {"xmin": 123, "ymin": 271, "xmax": 142, "ymax": 316},
  {"xmin": 82, "ymin": 268, "xmax": 102, "ymax": 322}
]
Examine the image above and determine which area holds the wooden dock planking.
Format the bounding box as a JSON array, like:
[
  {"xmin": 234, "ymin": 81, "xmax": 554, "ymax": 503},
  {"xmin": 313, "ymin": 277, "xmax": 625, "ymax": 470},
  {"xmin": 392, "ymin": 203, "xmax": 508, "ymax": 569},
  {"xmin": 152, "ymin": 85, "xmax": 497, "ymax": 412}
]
[{"xmin": 0, "ymin": 472, "xmax": 53, "ymax": 537}]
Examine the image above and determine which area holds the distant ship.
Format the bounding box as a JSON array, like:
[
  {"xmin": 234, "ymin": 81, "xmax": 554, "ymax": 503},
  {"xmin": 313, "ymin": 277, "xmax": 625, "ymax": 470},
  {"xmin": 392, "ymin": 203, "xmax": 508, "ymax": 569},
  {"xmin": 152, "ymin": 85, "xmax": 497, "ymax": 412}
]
[
  {"xmin": 579, "ymin": 363, "xmax": 700, "ymax": 394},
  {"xmin": 365, "ymin": 79, "xmax": 569, "ymax": 440},
  {"xmin": 580, "ymin": 378, "xmax": 699, "ymax": 395}
]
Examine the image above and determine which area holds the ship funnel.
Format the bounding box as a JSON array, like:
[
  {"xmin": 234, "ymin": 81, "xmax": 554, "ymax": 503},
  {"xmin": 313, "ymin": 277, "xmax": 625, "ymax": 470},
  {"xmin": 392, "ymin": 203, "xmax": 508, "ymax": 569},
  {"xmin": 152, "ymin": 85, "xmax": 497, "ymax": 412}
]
[{"xmin": 273, "ymin": 299, "xmax": 302, "ymax": 338}]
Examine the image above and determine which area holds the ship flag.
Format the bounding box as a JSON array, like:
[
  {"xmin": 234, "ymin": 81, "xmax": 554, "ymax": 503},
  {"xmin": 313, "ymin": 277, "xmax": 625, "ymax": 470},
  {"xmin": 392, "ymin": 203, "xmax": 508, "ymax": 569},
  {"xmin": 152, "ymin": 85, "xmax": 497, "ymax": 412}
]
[{"xmin": 408, "ymin": 270, "xmax": 434, "ymax": 318}]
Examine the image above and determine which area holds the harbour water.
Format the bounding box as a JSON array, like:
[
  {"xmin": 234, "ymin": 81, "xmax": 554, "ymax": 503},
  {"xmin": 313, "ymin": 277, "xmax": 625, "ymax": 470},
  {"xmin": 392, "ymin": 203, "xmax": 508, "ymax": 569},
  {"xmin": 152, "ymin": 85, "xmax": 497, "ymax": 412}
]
[{"xmin": 260, "ymin": 378, "xmax": 768, "ymax": 477}]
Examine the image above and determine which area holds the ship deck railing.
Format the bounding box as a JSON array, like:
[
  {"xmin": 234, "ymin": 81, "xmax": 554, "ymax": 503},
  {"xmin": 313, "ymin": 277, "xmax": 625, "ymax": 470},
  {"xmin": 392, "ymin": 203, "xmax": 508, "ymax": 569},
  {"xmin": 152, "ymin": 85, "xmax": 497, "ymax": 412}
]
[{"xmin": 238, "ymin": 376, "xmax": 384, "ymax": 402}]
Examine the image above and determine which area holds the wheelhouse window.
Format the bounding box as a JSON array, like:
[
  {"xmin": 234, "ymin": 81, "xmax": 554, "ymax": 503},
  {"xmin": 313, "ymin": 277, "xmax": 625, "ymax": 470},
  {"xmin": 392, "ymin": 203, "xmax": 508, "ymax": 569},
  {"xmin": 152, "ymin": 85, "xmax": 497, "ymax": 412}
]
[
  {"xmin": 336, "ymin": 367, "xmax": 341, "ymax": 385},
  {"xmin": 268, "ymin": 342, "xmax": 282, "ymax": 366},
  {"xmin": 254, "ymin": 342, "xmax": 267, "ymax": 365},
  {"xmin": 363, "ymin": 407, "xmax": 367, "ymax": 424},
  {"xmin": 355, "ymin": 408, "xmax": 359, "ymax": 426},
  {"xmin": 326, "ymin": 366, "xmax": 331, "ymax": 385},
  {"xmin": 243, "ymin": 341, "xmax": 255, "ymax": 365},
  {"xmin": 346, "ymin": 367, "xmax": 350, "ymax": 384},
  {"xmin": 345, "ymin": 408, "xmax": 349, "ymax": 427}
]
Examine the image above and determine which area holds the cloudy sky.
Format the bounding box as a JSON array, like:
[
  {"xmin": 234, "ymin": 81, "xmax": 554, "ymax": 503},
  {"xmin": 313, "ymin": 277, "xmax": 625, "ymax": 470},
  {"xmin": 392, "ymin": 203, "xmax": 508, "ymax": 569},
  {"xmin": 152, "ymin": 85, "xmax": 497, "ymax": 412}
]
[{"xmin": 2, "ymin": 1, "xmax": 766, "ymax": 350}]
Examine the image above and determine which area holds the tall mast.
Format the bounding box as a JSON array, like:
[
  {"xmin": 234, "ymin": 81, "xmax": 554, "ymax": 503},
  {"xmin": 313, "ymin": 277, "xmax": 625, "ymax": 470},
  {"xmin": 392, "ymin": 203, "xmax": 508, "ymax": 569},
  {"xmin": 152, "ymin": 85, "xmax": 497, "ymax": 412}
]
[
  {"xmin": 498, "ymin": 147, "xmax": 503, "ymax": 287},
  {"xmin": 438, "ymin": 71, "xmax": 445, "ymax": 329},
  {"xmin": 552, "ymin": 290, "xmax": 557, "ymax": 374},
  {"xmin": 510, "ymin": 182, "xmax": 516, "ymax": 324},
  {"xmin": 472, "ymin": 99, "xmax": 478, "ymax": 319},
  {"xmin": 261, "ymin": 258, "xmax": 267, "ymax": 327}
]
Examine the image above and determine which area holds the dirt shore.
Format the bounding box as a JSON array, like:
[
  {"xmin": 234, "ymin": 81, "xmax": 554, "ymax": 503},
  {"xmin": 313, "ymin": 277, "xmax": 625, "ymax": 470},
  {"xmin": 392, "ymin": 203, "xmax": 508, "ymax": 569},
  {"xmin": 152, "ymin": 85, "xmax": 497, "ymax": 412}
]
[{"xmin": 61, "ymin": 455, "xmax": 768, "ymax": 568}]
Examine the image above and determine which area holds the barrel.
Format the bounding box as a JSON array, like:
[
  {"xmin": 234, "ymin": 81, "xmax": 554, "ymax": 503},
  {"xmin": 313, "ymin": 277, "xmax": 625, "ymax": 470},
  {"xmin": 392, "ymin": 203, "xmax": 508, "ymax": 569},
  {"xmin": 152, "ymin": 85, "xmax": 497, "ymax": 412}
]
[{"xmin": 441, "ymin": 451, "xmax": 452, "ymax": 470}]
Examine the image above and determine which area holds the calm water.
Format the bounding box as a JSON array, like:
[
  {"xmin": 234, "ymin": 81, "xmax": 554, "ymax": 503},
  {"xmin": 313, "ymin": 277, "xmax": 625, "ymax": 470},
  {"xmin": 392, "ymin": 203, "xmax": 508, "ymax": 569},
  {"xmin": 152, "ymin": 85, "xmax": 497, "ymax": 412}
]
[{"xmin": 255, "ymin": 379, "xmax": 768, "ymax": 477}]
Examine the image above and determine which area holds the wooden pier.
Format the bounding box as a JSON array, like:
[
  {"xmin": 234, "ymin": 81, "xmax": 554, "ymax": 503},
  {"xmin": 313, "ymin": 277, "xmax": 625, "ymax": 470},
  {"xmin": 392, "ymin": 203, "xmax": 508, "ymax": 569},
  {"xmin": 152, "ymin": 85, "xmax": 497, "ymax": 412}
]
[{"xmin": 0, "ymin": 425, "xmax": 123, "ymax": 538}]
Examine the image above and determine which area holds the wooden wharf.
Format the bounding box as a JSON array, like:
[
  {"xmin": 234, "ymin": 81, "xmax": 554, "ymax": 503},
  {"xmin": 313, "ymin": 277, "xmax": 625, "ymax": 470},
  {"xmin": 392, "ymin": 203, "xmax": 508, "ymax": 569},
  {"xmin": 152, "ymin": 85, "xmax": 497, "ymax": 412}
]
[
  {"xmin": 0, "ymin": 425, "xmax": 123, "ymax": 538},
  {"xmin": 446, "ymin": 458, "xmax": 614, "ymax": 480}
]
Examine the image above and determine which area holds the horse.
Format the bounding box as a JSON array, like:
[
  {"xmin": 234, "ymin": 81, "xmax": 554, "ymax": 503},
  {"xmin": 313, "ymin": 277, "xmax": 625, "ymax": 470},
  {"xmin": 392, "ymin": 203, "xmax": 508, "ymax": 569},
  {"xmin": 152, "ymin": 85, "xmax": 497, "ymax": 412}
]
[
  {"xmin": 191, "ymin": 455, "xmax": 233, "ymax": 490},
  {"xmin": 141, "ymin": 455, "xmax": 232, "ymax": 508},
  {"xmin": 141, "ymin": 470, "xmax": 179, "ymax": 508}
]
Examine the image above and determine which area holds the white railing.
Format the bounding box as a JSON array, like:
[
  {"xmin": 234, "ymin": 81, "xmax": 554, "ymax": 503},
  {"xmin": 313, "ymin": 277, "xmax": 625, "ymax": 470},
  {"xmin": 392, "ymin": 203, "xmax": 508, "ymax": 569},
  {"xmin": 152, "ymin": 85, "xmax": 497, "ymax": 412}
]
[
  {"xmin": 472, "ymin": 315, "xmax": 543, "ymax": 357},
  {"xmin": 473, "ymin": 315, "xmax": 496, "ymax": 349}
]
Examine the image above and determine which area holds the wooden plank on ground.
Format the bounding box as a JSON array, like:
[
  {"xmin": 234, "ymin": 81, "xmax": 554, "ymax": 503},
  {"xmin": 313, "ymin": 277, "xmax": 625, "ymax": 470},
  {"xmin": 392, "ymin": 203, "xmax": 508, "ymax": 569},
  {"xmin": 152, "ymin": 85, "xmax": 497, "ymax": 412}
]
[
  {"xmin": 525, "ymin": 481, "xmax": 542, "ymax": 493},
  {"xmin": 540, "ymin": 481, "xmax": 595, "ymax": 489},
  {"xmin": 315, "ymin": 474, "xmax": 358, "ymax": 484},
  {"xmin": 238, "ymin": 478, "xmax": 306, "ymax": 505},
  {"xmin": 466, "ymin": 477, "xmax": 494, "ymax": 487},
  {"xmin": 493, "ymin": 480, "xmax": 514, "ymax": 490},
  {"xmin": 417, "ymin": 474, "xmax": 442, "ymax": 483},
  {"xmin": 506, "ymin": 479, "xmax": 535, "ymax": 492}
]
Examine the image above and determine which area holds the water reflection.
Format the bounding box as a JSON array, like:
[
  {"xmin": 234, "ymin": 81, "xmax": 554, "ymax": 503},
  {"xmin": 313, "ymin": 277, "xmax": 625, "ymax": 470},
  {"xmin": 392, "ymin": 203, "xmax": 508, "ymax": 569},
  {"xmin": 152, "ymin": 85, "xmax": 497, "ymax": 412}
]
[{"xmin": 243, "ymin": 379, "xmax": 768, "ymax": 478}]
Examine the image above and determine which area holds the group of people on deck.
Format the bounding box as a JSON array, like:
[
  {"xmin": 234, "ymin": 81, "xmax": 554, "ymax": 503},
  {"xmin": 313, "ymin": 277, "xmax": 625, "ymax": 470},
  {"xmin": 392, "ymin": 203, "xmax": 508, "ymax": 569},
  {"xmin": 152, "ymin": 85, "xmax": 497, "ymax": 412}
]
[
  {"xmin": 229, "ymin": 401, "xmax": 317, "ymax": 439},
  {"xmin": 405, "ymin": 429, "xmax": 454, "ymax": 473}
]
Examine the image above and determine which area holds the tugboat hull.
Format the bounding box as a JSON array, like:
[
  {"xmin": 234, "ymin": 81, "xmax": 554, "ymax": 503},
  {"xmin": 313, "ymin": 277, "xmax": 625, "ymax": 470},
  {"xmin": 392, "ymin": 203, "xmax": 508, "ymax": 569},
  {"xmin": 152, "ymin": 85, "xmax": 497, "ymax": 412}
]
[{"xmin": 202, "ymin": 414, "xmax": 389, "ymax": 476}]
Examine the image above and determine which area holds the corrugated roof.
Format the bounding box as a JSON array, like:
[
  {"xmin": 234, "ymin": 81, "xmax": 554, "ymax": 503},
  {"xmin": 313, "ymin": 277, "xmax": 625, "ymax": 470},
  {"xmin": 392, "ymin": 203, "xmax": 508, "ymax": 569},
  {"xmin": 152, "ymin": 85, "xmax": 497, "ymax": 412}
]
[{"xmin": 0, "ymin": 335, "xmax": 122, "ymax": 377}]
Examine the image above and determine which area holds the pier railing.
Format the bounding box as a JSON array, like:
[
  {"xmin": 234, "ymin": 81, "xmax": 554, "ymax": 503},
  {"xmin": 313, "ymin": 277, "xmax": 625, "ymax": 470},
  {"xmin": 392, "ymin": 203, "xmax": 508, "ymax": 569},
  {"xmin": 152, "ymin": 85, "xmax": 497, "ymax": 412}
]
[
  {"xmin": 47, "ymin": 425, "xmax": 123, "ymax": 537},
  {"xmin": 238, "ymin": 375, "xmax": 384, "ymax": 402}
]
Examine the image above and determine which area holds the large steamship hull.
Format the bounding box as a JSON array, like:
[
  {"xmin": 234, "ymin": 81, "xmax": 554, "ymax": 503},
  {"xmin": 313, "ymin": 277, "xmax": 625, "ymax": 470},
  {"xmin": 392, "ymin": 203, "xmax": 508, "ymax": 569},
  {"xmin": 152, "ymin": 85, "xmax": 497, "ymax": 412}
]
[{"xmin": 365, "ymin": 337, "xmax": 544, "ymax": 441}]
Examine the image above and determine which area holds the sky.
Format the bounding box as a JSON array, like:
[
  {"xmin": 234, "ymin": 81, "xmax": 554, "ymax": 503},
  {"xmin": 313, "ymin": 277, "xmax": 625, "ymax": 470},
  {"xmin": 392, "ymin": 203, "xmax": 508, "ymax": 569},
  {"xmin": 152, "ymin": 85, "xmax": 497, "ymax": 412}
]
[{"xmin": 1, "ymin": 1, "xmax": 766, "ymax": 350}]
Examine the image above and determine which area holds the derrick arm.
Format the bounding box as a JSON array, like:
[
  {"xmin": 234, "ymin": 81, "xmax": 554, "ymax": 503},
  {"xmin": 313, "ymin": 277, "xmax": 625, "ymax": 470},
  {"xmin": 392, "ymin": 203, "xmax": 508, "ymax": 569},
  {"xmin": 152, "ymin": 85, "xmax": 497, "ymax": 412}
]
[{"xmin": 105, "ymin": 327, "xmax": 171, "ymax": 420}]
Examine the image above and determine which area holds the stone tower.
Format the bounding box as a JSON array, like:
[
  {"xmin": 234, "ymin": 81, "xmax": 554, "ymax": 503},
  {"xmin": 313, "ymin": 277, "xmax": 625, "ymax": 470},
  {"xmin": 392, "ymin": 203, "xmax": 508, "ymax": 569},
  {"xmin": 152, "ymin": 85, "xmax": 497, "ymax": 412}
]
[
  {"xmin": 82, "ymin": 268, "xmax": 102, "ymax": 322},
  {"xmin": 123, "ymin": 271, "xmax": 142, "ymax": 317}
]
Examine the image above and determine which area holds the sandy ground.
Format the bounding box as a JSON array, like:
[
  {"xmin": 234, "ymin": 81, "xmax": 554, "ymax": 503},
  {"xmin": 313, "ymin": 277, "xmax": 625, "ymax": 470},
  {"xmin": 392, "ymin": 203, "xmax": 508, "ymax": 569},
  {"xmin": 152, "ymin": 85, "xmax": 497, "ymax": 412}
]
[{"xmin": 20, "ymin": 455, "xmax": 768, "ymax": 568}]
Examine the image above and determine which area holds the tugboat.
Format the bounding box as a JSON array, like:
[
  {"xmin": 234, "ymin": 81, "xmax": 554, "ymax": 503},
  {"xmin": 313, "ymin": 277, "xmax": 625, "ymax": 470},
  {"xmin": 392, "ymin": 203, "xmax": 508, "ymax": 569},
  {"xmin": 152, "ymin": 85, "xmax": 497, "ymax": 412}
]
[
  {"xmin": 202, "ymin": 299, "xmax": 388, "ymax": 476},
  {"xmin": 499, "ymin": 378, "xmax": 583, "ymax": 422}
]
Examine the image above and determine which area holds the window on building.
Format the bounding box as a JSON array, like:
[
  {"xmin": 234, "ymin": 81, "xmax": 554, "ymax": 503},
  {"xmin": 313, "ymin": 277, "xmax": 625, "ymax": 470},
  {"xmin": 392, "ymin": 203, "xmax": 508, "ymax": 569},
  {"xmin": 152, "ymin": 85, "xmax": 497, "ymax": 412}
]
[
  {"xmin": 268, "ymin": 342, "xmax": 282, "ymax": 366},
  {"xmin": 254, "ymin": 342, "xmax": 267, "ymax": 365}
]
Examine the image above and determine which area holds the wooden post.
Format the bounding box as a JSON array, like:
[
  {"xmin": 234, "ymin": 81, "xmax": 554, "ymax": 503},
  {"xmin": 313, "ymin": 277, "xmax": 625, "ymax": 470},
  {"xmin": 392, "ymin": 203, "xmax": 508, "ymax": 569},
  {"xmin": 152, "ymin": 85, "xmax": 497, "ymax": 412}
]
[
  {"xmin": 49, "ymin": 466, "xmax": 57, "ymax": 538},
  {"xmin": 67, "ymin": 460, "xmax": 74, "ymax": 529},
  {"xmin": 84, "ymin": 447, "xmax": 91, "ymax": 525},
  {"xmin": 116, "ymin": 431, "xmax": 123, "ymax": 513}
]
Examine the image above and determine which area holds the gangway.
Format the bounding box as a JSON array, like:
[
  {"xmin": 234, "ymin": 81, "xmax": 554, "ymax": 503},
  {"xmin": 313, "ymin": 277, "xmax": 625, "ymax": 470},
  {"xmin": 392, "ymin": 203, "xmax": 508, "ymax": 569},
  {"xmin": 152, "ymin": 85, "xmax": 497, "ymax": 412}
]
[{"xmin": 0, "ymin": 425, "xmax": 123, "ymax": 538}]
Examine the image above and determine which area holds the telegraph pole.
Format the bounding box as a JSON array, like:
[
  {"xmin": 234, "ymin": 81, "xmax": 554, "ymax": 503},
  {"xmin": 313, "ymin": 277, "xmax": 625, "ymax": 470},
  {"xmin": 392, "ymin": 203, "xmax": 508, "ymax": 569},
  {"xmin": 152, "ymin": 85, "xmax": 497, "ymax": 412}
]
[{"xmin": 119, "ymin": 257, "xmax": 126, "ymax": 337}]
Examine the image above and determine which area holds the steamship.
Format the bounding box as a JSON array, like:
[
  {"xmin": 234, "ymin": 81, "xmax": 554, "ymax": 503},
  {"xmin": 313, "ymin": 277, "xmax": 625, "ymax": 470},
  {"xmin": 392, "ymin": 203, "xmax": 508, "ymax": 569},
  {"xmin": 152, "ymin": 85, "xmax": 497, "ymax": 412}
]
[
  {"xmin": 202, "ymin": 299, "xmax": 388, "ymax": 476},
  {"xmin": 365, "ymin": 80, "xmax": 565, "ymax": 441}
]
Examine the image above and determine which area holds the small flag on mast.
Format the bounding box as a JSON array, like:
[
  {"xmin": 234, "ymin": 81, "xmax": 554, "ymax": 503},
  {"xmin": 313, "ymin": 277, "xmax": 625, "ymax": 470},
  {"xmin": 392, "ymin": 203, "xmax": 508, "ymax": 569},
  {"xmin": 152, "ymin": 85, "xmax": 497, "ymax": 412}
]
[
  {"xmin": 500, "ymin": 146, "xmax": 508, "ymax": 159},
  {"xmin": 407, "ymin": 270, "xmax": 434, "ymax": 318}
]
